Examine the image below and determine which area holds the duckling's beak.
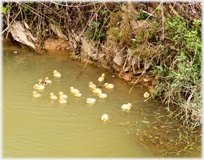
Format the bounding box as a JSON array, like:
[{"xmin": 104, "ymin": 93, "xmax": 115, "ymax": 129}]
[{"xmin": 107, "ymin": 119, "xmax": 110, "ymax": 122}]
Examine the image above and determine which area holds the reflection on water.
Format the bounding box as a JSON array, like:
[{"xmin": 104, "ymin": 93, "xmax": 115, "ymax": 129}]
[{"xmin": 2, "ymin": 43, "xmax": 200, "ymax": 158}]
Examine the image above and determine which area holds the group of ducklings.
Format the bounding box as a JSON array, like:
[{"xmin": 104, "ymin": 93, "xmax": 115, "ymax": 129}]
[
  {"xmin": 33, "ymin": 71, "xmax": 150, "ymax": 123},
  {"xmin": 96, "ymin": 73, "xmax": 132, "ymax": 121},
  {"xmin": 99, "ymin": 74, "xmax": 151, "ymax": 122},
  {"xmin": 50, "ymin": 92, "xmax": 68, "ymax": 104},
  {"xmin": 33, "ymin": 70, "xmax": 67, "ymax": 104},
  {"xmin": 88, "ymin": 73, "xmax": 114, "ymax": 102},
  {"xmin": 33, "ymin": 76, "xmax": 53, "ymax": 97},
  {"xmin": 32, "ymin": 71, "xmax": 111, "ymax": 105},
  {"xmin": 70, "ymin": 86, "xmax": 82, "ymax": 97},
  {"xmin": 96, "ymin": 73, "xmax": 133, "ymax": 122}
]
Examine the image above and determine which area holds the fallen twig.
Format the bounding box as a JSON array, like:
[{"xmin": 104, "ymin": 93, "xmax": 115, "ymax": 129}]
[{"xmin": 1, "ymin": 10, "xmax": 21, "ymax": 35}]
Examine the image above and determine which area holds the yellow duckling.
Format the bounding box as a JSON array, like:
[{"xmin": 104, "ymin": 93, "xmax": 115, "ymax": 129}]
[
  {"xmin": 59, "ymin": 91, "xmax": 68, "ymax": 99},
  {"xmin": 98, "ymin": 92, "xmax": 107, "ymax": 99},
  {"xmin": 89, "ymin": 82, "xmax": 96, "ymax": 89},
  {"xmin": 92, "ymin": 86, "xmax": 102, "ymax": 94},
  {"xmin": 86, "ymin": 98, "xmax": 96, "ymax": 104},
  {"xmin": 70, "ymin": 86, "xmax": 80, "ymax": 94},
  {"xmin": 32, "ymin": 91, "xmax": 42, "ymax": 98},
  {"xmin": 144, "ymin": 92, "xmax": 150, "ymax": 98},
  {"xmin": 59, "ymin": 97, "xmax": 67, "ymax": 104},
  {"xmin": 50, "ymin": 92, "xmax": 58, "ymax": 100},
  {"xmin": 38, "ymin": 79, "xmax": 47, "ymax": 85},
  {"xmin": 121, "ymin": 103, "xmax": 133, "ymax": 110},
  {"xmin": 33, "ymin": 84, "xmax": 45, "ymax": 90},
  {"xmin": 104, "ymin": 83, "xmax": 114, "ymax": 89},
  {"xmin": 53, "ymin": 70, "xmax": 61, "ymax": 77},
  {"xmin": 98, "ymin": 73, "xmax": 105, "ymax": 82},
  {"xmin": 45, "ymin": 77, "xmax": 52, "ymax": 84},
  {"xmin": 101, "ymin": 114, "xmax": 110, "ymax": 122},
  {"xmin": 74, "ymin": 92, "xmax": 82, "ymax": 97}
]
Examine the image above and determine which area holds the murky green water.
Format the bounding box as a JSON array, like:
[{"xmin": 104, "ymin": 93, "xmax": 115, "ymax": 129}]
[{"xmin": 2, "ymin": 43, "xmax": 201, "ymax": 158}]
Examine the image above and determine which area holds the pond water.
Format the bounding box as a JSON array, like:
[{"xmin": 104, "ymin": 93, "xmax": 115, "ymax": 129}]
[{"xmin": 2, "ymin": 43, "xmax": 201, "ymax": 158}]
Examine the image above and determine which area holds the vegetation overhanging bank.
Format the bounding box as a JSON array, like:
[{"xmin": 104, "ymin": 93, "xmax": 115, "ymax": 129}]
[{"xmin": 2, "ymin": 2, "xmax": 202, "ymax": 129}]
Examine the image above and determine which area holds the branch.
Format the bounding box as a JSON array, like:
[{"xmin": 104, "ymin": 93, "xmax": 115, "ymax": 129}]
[
  {"xmin": 67, "ymin": 56, "xmax": 90, "ymax": 85},
  {"xmin": 51, "ymin": 2, "xmax": 100, "ymax": 8},
  {"xmin": 139, "ymin": 3, "xmax": 163, "ymax": 27},
  {"xmin": 162, "ymin": 2, "xmax": 164, "ymax": 40},
  {"xmin": 1, "ymin": 10, "xmax": 21, "ymax": 35}
]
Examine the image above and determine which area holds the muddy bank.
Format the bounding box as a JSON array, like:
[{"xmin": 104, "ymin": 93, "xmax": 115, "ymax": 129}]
[{"xmin": 5, "ymin": 38, "xmax": 156, "ymax": 93}]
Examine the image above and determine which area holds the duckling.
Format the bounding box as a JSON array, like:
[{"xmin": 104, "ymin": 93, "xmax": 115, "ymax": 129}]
[
  {"xmin": 33, "ymin": 84, "xmax": 45, "ymax": 90},
  {"xmin": 144, "ymin": 92, "xmax": 150, "ymax": 98},
  {"xmin": 50, "ymin": 92, "xmax": 58, "ymax": 100},
  {"xmin": 92, "ymin": 86, "xmax": 102, "ymax": 94},
  {"xmin": 70, "ymin": 86, "xmax": 80, "ymax": 94},
  {"xmin": 32, "ymin": 91, "xmax": 42, "ymax": 98},
  {"xmin": 53, "ymin": 70, "xmax": 61, "ymax": 77},
  {"xmin": 98, "ymin": 73, "xmax": 105, "ymax": 82},
  {"xmin": 74, "ymin": 92, "xmax": 82, "ymax": 97},
  {"xmin": 38, "ymin": 79, "xmax": 47, "ymax": 85},
  {"xmin": 45, "ymin": 77, "xmax": 52, "ymax": 84},
  {"xmin": 59, "ymin": 91, "xmax": 68, "ymax": 99},
  {"xmin": 59, "ymin": 97, "xmax": 67, "ymax": 104},
  {"xmin": 104, "ymin": 83, "xmax": 114, "ymax": 89},
  {"xmin": 98, "ymin": 92, "xmax": 107, "ymax": 99},
  {"xmin": 101, "ymin": 114, "xmax": 110, "ymax": 122},
  {"xmin": 89, "ymin": 81, "xmax": 96, "ymax": 89},
  {"xmin": 86, "ymin": 98, "xmax": 96, "ymax": 104},
  {"xmin": 121, "ymin": 103, "xmax": 133, "ymax": 110}
]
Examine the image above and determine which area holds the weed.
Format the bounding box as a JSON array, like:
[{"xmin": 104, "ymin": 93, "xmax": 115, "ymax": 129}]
[
  {"xmin": 86, "ymin": 21, "xmax": 107, "ymax": 40},
  {"xmin": 1, "ymin": 3, "xmax": 12, "ymax": 13},
  {"xmin": 85, "ymin": 9, "xmax": 108, "ymax": 41},
  {"xmin": 48, "ymin": 19, "xmax": 55, "ymax": 24},
  {"xmin": 150, "ymin": 15, "xmax": 202, "ymax": 129},
  {"xmin": 137, "ymin": 9, "xmax": 149, "ymax": 21}
]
